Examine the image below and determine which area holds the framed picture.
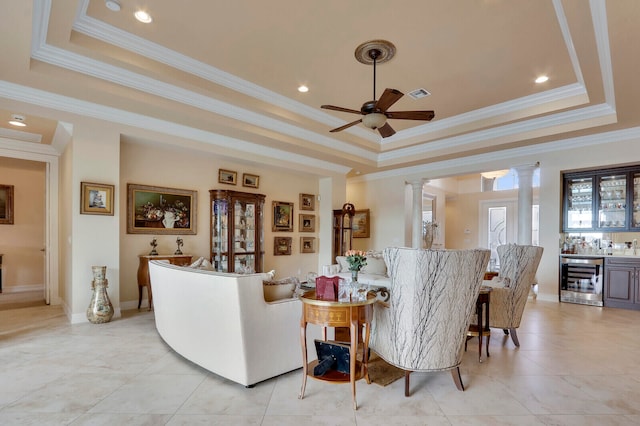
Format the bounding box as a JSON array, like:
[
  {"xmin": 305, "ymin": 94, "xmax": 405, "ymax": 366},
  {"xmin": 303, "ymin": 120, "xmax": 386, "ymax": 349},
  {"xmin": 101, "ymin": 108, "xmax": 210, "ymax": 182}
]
[
  {"xmin": 301, "ymin": 236, "xmax": 315, "ymax": 253},
  {"xmin": 272, "ymin": 201, "xmax": 294, "ymax": 232},
  {"xmin": 299, "ymin": 214, "xmax": 315, "ymax": 232},
  {"xmin": 353, "ymin": 209, "xmax": 370, "ymax": 238},
  {"xmin": 242, "ymin": 173, "xmax": 259, "ymax": 188},
  {"xmin": 274, "ymin": 236, "xmax": 292, "ymax": 255},
  {"xmin": 80, "ymin": 182, "xmax": 114, "ymax": 216},
  {"xmin": 299, "ymin": 193, "xmax": 315, "ymax": 211},
  {"xmin": 218, "ymin": 169, "xmax": 237, "ymax": 185},
  {"xmin": 127, "ymin": 183, "xmax": 197, "ymax": 234},
  {"xmin": 0, "ymin": 184, "xmax": 14, "ymax": 225}
]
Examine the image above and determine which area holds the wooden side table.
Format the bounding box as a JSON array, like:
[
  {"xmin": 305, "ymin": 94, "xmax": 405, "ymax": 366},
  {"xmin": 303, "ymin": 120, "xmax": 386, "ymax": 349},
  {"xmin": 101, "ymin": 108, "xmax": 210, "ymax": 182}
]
[
  {"xmin": 137, "ymin": 254, "xmax": 193, "ymax": 310},
  {"xmin": 466, "ymin": 286, "xmax": 492, "ymax": 362},
  {"xmin": 299, "ymin": 290, "xmax": 376, "ymax": 410}
]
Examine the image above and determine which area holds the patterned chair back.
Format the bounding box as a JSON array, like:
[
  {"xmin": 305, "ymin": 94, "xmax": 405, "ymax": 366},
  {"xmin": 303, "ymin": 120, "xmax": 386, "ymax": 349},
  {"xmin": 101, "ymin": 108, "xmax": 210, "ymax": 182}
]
[{"xmin": 371, "ymin": 247, "xmax": 490, "ymax": 371}]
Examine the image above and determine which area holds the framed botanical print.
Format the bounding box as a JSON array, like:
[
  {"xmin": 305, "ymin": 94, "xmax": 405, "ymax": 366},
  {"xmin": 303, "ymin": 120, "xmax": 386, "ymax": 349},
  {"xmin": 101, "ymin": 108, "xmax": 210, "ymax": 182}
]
[
  {"xmin": 299, "ymin": 214, "xmax": 315, "ymax": 232},
  {"xmin": 274, "ymin": 236, "xmax": 292, "ymax": 255},
  {"xmin": 272, "ymin": 201, "xmax": 294, "ymax": 231},
  {"xmin": 299, "ymin": 193, "xmax": 315, "ymax": 211},
  {"xmin": 80, "ymin": 182, "xmax": 114, "ymax": 216},
  {"xmin": 127, "ymin": 183, "xmax": 197, "ymax": 234},
  {"xmin": 352, "ymin": 209, "xmax": 370, "ymax": 238}
]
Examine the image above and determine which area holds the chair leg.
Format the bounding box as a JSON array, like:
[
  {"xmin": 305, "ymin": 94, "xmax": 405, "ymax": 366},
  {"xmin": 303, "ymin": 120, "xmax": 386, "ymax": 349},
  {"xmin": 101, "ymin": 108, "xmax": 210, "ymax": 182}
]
[
  {"xmin": 451, "ymin": 367, "xmax": 465, "ymax": 391},
  {"xmin": 503, "ymin": 328, "xmax": 509, "ymax": 335},
  {"xmin": 509, "ymin": 328, "xmax": 520, "ymax": 347},
  {"xmin": 404, "ymin": 371, "xmax": 411, "ymax": 397}
]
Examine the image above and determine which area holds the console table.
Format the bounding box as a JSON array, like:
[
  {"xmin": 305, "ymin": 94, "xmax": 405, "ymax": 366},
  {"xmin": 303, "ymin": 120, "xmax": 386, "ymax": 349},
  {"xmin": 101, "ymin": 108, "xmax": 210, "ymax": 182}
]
[
  {"xmin": 298, "ymin": 290, "xmax": 375, "ymax": 410},
  {"xmin": 466, "ymin": 286, "xmax": 492, "ymax": 362},
  {"xmin": 137, "ymin": 254, "xmax": 193, "ymax": 310}
]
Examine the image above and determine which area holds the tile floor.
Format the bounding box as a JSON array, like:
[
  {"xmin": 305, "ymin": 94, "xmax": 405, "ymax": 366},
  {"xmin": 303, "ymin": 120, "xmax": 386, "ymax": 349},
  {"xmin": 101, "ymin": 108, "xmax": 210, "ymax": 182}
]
[{"xmin": 1, "ymin": 299, "xmax": 639, "ymax": 425}]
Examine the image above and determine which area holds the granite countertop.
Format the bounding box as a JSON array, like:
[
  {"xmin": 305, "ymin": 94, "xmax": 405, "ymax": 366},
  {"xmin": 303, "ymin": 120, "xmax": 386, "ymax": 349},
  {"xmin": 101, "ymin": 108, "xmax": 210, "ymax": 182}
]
[{"xmin": 560, "ymin": 253, "xmax": 640, "ymax": 259}]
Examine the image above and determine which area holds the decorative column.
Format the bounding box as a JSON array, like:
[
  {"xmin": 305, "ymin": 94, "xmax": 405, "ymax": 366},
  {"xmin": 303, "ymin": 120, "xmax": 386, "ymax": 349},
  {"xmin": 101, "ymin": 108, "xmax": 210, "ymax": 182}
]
[
  {"xmin": 408, "ymin": 179, "xmax": 426, "ymax": 248},
  {"xmin": 514, "ymin": 164, "xmax": 538, "ymax": 244}
]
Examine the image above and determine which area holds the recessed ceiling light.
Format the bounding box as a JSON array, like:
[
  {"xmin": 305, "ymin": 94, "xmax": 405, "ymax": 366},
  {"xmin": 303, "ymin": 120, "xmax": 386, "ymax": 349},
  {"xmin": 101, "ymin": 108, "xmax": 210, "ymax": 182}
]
[
  {"xmin": 535, "ymin": 75, "xmax": 549, "ymax": 84},
  {"xmin": 298, "ymin": 85, "xmax": 309, "ymax": 93},
  {"xmin": 134, "ymin": 10, "xmax": 153, "ymax": 23},
  {"xmin": 105, "ymin": 0, "xmax": 121, "ymax": 12},
  {"xmin": 8, "ymin": 114, "xmax": 26, "ymax": 127}
]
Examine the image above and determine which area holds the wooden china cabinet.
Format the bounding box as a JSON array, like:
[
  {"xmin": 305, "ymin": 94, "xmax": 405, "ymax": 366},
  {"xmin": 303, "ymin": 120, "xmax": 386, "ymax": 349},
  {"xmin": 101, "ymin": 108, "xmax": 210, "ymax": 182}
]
[{"xmin": 210, "ymin": 190, "xmax": 266, "ymax": 273}]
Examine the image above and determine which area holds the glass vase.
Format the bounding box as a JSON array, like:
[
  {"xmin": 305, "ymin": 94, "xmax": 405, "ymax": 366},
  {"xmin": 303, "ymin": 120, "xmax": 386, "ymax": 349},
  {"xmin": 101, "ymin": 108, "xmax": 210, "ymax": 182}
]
[
  {"xmin": 87, "ymin": 266, "xmax": 114, "ymax": 324},
  {"xmin": 351, "ymin": 270, "xmax": 359, "ymax": 283}
]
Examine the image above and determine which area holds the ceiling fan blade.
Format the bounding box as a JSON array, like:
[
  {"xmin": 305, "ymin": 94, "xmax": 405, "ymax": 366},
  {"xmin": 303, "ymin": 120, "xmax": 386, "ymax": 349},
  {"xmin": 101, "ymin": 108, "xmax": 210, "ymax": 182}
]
[
  {"xmin": 385, "ymin": 110, "xmax": 435, "ymax": 121},
  {"xmin": 374, "ymin": 88, "xmax": 404, "ymax": 113},
  {"xmin": 378, "ymin": 122, "xmax": 396, "ymax": 138},
  {"xmin": 321, "ymin": 105, "xmax": 363, "ymax": 115},
  {"xmin": 330, "ymin": 119, "xmax": 363, "ymax": 133}
]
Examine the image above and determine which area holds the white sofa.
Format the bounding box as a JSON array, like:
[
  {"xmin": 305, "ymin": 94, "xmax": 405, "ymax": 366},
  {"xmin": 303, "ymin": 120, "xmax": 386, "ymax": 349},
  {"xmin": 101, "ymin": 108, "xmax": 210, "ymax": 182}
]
[
  {"xmin": 323, "ymin": 252, "xmax": 391, "ymax": 287},
  {"xmin": 148, "ymin": 260, "xmax": 321, "ymax": 387}
]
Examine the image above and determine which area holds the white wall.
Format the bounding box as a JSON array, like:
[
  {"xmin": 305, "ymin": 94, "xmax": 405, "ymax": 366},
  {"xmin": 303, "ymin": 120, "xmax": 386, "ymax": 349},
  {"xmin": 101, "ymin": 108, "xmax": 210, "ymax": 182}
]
[{"xmin": 68, "ymin": 121, "xmax": 121, "ymax": 323}]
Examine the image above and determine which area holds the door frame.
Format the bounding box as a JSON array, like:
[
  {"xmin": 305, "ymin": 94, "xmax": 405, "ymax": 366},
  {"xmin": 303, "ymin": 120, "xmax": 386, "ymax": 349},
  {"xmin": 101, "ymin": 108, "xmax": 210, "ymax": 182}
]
[{"xmin": 0, "ymin": 139, "xmax": 60, "ymax": 305}]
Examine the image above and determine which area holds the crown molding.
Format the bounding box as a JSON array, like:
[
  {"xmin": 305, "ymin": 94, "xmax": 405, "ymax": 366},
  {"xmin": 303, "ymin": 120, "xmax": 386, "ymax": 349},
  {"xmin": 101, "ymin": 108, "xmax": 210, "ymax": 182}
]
[
  {"xmin": 25, "ymin": 0, "xmax": 617, "ymax": 175},
  {"xmin": 72, "ymin": 0, "xmax": 379, "ymax": 143},
  {"xmin": 68, "ymin": 0, "xmax": 599, "ymax": 149},
  {"xmin": 0, "ymin": 80, "xmax": 351, "ymax": 175},
  {"xmin": 353, "ymin": 124, "xmax": 640, "ymax": 183},
  {"xmin": 0, "ymin": 136, "xmax": 60, "ymax": 158},
  {"xmin": 377, "ymin": 103, "xmax": 616, "ymax": 164},
  {"xmin": 0, "ymin": 127, "xmax": 42, "ymax": 144}
]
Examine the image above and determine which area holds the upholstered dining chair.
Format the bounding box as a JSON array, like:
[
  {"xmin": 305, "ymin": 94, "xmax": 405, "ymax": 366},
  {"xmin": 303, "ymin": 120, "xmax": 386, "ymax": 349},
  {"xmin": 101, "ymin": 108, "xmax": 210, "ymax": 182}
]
[
  {"xmin": 370, "ymin": 247, "xmax": 490, "ymax": 396},
  {"xmin": 487, "ymin": 244, "xmax": 544, "ymax": 347}
]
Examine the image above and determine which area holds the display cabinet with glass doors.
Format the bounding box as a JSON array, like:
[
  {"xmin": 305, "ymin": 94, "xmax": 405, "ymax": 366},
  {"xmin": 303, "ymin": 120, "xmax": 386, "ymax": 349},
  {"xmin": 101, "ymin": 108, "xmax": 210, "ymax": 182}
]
[
  {"xmin": 210, "ymin": 190, "xmax": 265, "ymax": 273},
  {"xmin": 562, "ymin": 165, "xmax": 640, "ymax": 232}
]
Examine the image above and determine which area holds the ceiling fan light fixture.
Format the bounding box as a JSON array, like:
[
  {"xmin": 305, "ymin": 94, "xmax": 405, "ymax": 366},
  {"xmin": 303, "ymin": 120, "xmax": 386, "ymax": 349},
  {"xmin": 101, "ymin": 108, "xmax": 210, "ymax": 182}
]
[{"xmin": 362, "ymin": 113, "xmax": 386, "ymax": 129}]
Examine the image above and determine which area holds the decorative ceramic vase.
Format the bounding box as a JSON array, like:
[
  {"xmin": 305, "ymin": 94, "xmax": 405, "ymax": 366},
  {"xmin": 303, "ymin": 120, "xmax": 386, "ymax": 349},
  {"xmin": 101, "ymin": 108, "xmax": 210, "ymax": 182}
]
[
  {"xmin": 87, "ymin": 266, "xmax": 114, "ymax": 324},
  {"xmin": 351, "ymin": 269, "xmax": 359, "ymax": 283}
]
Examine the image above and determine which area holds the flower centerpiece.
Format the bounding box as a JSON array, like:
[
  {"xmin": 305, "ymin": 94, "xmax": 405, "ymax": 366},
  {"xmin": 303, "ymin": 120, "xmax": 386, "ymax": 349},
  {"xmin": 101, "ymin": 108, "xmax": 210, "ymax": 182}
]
[{"xmin": 345, "ymin": 250, "xmax": 367, "ymax": 283}]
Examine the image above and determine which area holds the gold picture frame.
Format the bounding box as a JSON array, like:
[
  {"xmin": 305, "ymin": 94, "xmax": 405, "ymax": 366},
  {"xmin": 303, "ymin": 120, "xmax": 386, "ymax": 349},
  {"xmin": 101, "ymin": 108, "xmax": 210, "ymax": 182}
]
[
  {"xmin": 299, "ymin": 193, "xmax": 315, "ymax": 211},
  {"xmin": 81, "ymin": 182, "xmax": 114, "ymax": 216},
  {"xmin": 127, "ymin": 183, "xmax": 197, "ymax": 234},
  {"xmin": 0, "ymin": 184, "xmax": 14, "ymax": 224},
  {"xmin": 299, "ymin": 214, "xmax": 315, "ymax": 232},
  {"xmin": 301, "ymin": 236, "xmax": 315, "ymax": 253},
  {"xmin": 272, "ymin": 201, "xmax": 294, "ymax": 232},
  {"xmin": 352, "ymin": 209, "xmax": 370, "ymax": 238},
  {"xmin": 274, "ymin": 236, "xmax": 292, "ymax": 255},
  {"xmin": 218, "ymin": 169, "xmax": 237, "ymax": 185},
  {"xmin": 242, "ymin": 173, "xmax": 259, "ymax": 188}
]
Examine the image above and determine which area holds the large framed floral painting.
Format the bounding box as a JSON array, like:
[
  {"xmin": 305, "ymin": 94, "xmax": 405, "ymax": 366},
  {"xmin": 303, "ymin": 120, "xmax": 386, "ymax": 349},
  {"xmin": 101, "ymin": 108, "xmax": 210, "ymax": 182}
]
[{"xmin": 127, "ymin": 183, "xmax": 197, "ymax": 234}]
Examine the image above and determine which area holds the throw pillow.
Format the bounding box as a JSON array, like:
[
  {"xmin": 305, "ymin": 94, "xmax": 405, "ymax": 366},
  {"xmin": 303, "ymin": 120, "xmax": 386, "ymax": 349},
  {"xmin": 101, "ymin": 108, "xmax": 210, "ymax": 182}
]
[
  {"xmin": 263, "ymin": 277, "xmax": 299, "ymax": 302},
  {"xmin": 336, "ymin": 256, "xmax": 350, "ymax": 273},
  {"xmin": 361, "ymin": 257, "xmax": 387, "ymax": 276},
  {"xmin": 188, "ymin": 257, "xmax": 215, "ymax": 271},
  {"xmin": 189, "ymin": 257, "xmax": 206, "ymax": 268}
]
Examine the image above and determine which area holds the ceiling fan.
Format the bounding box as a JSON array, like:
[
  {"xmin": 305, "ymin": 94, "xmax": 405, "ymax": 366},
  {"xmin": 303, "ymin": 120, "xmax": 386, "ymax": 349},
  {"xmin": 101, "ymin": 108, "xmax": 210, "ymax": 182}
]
[{"xmin": 321, "ymin": 40, "xmax": 435, "ymax": 138}]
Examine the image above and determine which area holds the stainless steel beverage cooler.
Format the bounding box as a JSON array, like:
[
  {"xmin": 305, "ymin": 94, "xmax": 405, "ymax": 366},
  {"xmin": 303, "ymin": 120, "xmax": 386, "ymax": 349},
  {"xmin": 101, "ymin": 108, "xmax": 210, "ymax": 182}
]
[{"xmin": 559, "ymin": 256, "xmax": 604, "ymax": 306}]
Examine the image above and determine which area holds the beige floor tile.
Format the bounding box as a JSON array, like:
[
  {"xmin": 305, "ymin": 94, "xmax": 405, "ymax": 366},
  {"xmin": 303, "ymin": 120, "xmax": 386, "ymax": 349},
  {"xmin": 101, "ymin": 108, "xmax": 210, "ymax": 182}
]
[{"xmin": 1, "ymin": 300, "xmax": 640, "ymax": 425}]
